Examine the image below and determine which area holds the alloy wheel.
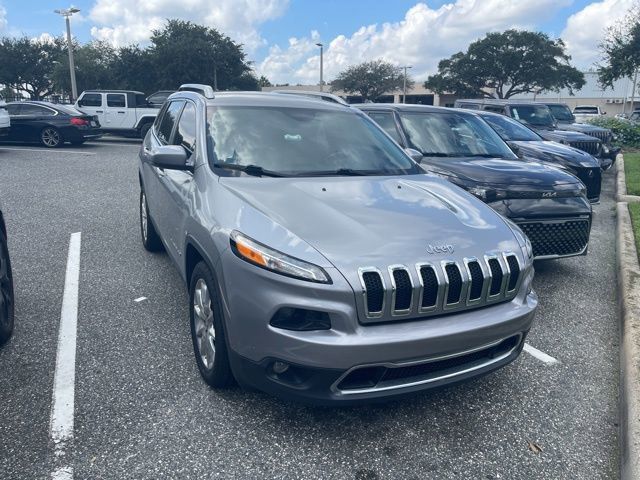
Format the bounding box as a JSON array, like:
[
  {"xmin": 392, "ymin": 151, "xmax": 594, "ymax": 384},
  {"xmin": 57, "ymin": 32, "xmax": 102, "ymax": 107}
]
[
  {"xmin": 193, "ymin": 279, "xmax": 216, "ymax": 370},
  {"xmin": 41, "ymin": 128, "xmax": 61, "ymax": 147}
]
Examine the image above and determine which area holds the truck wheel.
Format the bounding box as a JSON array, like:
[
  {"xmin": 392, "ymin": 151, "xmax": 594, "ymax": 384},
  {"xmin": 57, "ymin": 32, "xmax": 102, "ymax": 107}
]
[
  {"xmin": 189, "ymin": 262, "xmax": 234, "ymax": 388},
  {"xmin": 139, "ymin": 123, "xmax": 152, "ymax": 139}
]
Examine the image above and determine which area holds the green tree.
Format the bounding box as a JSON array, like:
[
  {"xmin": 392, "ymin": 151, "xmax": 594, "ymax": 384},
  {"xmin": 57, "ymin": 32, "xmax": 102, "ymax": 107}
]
[
  {"xmin": 148, "ymin": 20, "xmax": 254, "ymax": 91},
  {"xmin": 330, "ymin": 60, "xmax": 412, "ymax": 102},
  {"xmin": 111, "ymin": 45, "xmax": 157, "ymax": 93},
  {"xmin": 258, "ymin": 75, "xmax": 272, "ymax": 88},
  {"xmin": 598, "ymin": 2, "xmax": 640, "ymax": 88},
  {"xmin": 52, "ymin": 40, "xmax": 117, "ymax": 96},
  {"xmin": 425, "ymin": 30, "xmax": 585, "ymax": 99},
  {"xmin": 0, "ymin": 37, "xmax": 65, "ymax": 99}
]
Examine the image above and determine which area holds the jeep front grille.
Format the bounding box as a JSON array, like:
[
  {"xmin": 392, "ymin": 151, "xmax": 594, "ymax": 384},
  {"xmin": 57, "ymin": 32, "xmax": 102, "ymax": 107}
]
[
  {"xmin": 569, "ymin": 140, "xmax": 601, "ymax": 156},
  {"xmin": 517, "ymin": 219, "xmax": 590, "ymax": 259},
  {"xmin": 586, "ymin": 130, "xmax": 610, "ymax": 144},
  {"xmin": 358, "ymin": 253, "xmax": 522, "ymax": 321}
]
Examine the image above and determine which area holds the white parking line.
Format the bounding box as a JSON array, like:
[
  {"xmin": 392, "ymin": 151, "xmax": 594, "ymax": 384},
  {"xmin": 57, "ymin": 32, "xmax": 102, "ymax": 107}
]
[
  {"xmin": 50, "ymin": 232, "xmax": 81, "ymax": 480},
  {"xmin": 523, "ymin": 343, "xmax": 561, "ymax": 365},
  {"xmin": 0, "ymin": 146, "xmax": 96, "ymax": 155}
]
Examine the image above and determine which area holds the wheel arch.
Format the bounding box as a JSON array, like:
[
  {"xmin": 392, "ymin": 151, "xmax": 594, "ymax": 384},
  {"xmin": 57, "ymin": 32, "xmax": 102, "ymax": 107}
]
[{"xmin": 135, "ymin": 116, "xmax": 156, "ymax": 131}]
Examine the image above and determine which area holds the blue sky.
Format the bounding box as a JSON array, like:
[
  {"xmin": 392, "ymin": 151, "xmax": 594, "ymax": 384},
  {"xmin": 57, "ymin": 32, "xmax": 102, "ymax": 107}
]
[{"xmin": 0, "ymin": 0, "xmax": 631, "ymax": 83}]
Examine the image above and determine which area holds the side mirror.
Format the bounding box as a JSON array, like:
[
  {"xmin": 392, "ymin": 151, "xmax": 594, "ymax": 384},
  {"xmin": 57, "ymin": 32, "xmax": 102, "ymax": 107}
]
[
  {"xmin": 404, "ymin": 148, "xmax": 424, "ymax": 163},
  {"xmin": 148, "ymin": 145, "xmax": 190, "ymax": 170}
]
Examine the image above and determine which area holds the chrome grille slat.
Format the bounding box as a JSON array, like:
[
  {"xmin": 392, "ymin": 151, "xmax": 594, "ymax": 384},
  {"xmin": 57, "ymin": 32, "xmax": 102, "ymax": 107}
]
[{"xmin": 359, "ymin": 251, "xmax": 524, "ymax": 321}]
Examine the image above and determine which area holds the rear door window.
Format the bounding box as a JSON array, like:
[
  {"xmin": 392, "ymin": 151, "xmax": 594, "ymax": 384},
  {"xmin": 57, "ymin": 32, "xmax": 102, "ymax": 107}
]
[
  {"xmin": 6, "ymin": 104, "xmax": 21, "ymax": 115},
  {"xmin": 20, "ymin": 104, "xmax": 55, "ymax": 116},
  {"xmin": 156, "ymin": 101, "xmax": 185, "ymax": 144},
  {"xmin": 79, "ymin": 93, "xmax": 102, "ymax": 107},
  {"xmin": 107, "ymin": 94, "xmax": 126, "ymax": 108}
]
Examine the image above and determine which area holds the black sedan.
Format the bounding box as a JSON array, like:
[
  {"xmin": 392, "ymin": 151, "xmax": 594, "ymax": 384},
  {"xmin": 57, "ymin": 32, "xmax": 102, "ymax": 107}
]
[
  {"xmin": 0, "ymin": 203, "xmax": 14, "ymax": 345},
  {"xmin": 476, "ymin": 110, "xmax": 602, "ymax": 203},
  {"xmin": 2, "ymin": 101, "xmax": 101, "ymax": 147},
  {"xmin": 359, "ymin": 104, "xmax": 593, "ymax": 260}
]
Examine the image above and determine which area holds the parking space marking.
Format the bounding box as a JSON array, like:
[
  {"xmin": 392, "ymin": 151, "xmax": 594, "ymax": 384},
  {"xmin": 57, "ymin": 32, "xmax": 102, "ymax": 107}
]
[
  {"xmin": 0, "ymin": 147, "xmax": 96, "ymax": 155},
  {"xmin": 49, "ymin": 232, "xmax": 81, "ymax": 480},
  {"xmin": 134, "ymin": 296, "xmax": 147, "ymax": 302},
  {"xmin": 523, "ymin": 342, "xmax": 561, "ymax": 365}
]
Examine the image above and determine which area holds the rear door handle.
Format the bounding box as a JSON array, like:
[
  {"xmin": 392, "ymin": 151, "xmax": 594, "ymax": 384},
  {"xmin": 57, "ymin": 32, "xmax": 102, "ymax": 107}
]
[
  {"xmin": 96, "ymin": 110, "xmax": 104, "ymax": 113},
  {"xmin": 117, "ymin": 111, "xmax": 125, "ymax": 114}
]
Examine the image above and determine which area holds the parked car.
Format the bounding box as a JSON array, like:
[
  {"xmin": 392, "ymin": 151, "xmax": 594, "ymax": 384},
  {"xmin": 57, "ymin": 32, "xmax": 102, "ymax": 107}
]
[
  {"xmin": 573, "ymin": 105, "xmax": 604, "ymax": 122},
  {"xmin": 454, "ymin": 100, "xmax": 606, "ymax": 162},
  {"xmin": 0, "ymin": 99, "xmax": 10, "ymax": 138},
  {"xmin": 630, "ymin": 110, "xmax": 640, "ymax": 123},
  {"xmin": 0, "ymin": 202, "xmax": 14, "ymax": 345},
  {"xmin": 2, "ymin": 101, "xmax": 101, "ymax": 147},
  {"xmin": 138, "ymin": 86, "xmax": 537, "ymax": 404},
  {"xmin": 475, "ymin": 110, "xmax": 602, "ymax": 203},
  {"xmin": 542, "ymin": 102, "xmax": 620, "ymax": 166},
  {"xmin": 359, "ymin": 104, "xmax": 592, "ymax": 260},
  {"xmin": 146, "ymin": 90, "xmax": 176, "ymax": 108},
  {"xmin": 75, "ymin": 90, "xmax": 158, "ymax": 139}
]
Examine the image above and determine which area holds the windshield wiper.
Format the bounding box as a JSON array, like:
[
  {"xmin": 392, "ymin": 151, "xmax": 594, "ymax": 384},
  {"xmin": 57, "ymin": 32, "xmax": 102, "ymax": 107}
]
[
  {"xmin": 304, "ymin": 168, "xmax": 374, "ymax": 176},
  {"xmin": 420, "ymin": 152, "xmax": 457, "ymax": 157},
  {"xmin": 212, "ymin": 162, "xmax": 287, "ymax": 178},
  {"xmin": 463, "ymin": 153, "xmax": 503, "ymax": 158}
]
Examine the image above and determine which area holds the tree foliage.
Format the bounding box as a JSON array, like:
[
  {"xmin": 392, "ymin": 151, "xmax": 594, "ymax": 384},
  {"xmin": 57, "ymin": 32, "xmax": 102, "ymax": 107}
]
[
  {"xmin": 598, "ymin": 2, "xmax": 640, "ymax": 88},
  {"xmin": 424, "ymin": 30, "xmax": 585, "ymax": 99},
  {"xmin": 0, "ymin": 20, "xmax": 259, "ymax": 100},
  {"xmin": 330, "ymin": 60, "xmax": 413, "ymax": 102},
  {"xmin": 0, "ymin": 37, "xmax": 65, "ymax": 99}
]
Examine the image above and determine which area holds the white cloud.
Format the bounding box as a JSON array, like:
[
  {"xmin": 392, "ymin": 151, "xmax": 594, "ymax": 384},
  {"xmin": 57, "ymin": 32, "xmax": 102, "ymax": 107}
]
[
  {"xmin": 89, "ymin": 0, "xmax": 289, "ymax": 50},
  {"xmin": 0, "ymin": 4, "xmax": 7, "ymax": 33},
  {"xmin": 561, "ymin": 0, "xmax": 635, "ymax": 68},
  {"xmin": 258, "ymin": 0, "xmax": 572, "ymax": 84}
]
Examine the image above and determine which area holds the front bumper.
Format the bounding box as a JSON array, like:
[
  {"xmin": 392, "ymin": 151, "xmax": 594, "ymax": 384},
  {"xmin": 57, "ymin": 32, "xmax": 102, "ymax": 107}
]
[
  {"xmin": 217, "ymin": 248, "xmax": 537, "ymax": 404},
  {"xmin": 487, "ymin": 197, "xmax": 592, "ymax": 260}
]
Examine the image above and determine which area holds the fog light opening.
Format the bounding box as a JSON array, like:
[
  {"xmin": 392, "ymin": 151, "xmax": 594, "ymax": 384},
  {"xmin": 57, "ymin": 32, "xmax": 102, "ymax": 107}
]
[{"xmin": 272, "ymin": 361, "xmax": 290, "ymax": 374}]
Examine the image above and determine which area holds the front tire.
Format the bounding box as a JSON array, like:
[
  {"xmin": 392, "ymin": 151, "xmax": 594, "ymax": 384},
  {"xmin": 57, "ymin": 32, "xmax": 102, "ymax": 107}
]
[
  {"xmin": 189, "ymin": 262, "xmax": 233, "ymax": 388},
  {"xmin": 0, "ymin": 229, "xmax": 15, "ymax": 345},
  {"xmin": 40, "ymin": 127, "xmax": 63, "ymax": 148},
  {"xmin": 139, "ymin": 190, "xmax": 163, "ymax": 252}
]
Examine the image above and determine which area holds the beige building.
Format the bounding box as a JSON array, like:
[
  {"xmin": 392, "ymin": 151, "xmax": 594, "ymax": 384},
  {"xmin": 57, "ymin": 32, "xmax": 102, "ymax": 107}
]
[{"xmin": 263, "ymin": 71, "xmax": 638, "ymax": 114}]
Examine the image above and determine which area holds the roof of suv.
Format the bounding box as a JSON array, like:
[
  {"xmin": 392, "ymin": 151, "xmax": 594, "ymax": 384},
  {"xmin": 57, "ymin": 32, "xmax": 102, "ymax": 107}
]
[
  {"xmin": 456, "ymin": 99, "xmax": 547, "ymax": 106},
  {"xmin": 353, "ymin": 103, "xmax": 451, "ymax": 114},
  {"xmin": 82, "ymin": 90, "xmax": 145, "ymax": 95},
  {"xmin": 170, "ymin": 90, "xmax": 353, "ymax": 111}
]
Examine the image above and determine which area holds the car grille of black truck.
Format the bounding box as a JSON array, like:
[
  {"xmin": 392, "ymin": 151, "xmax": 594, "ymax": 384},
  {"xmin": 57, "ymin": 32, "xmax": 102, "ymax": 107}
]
[
  {"xmin": 569, "ymin": 140, "xmax": 601, "ymax": 156},
  {"xmin": 517, "ymin": 219, "xmax": 590, "ymax": 259},
  {"xmin": 574, "ymin": 167, "xmax": 601, "ymax": 201},
  {"xmin": 357, "ymin": 252, "xmax": 523, "ymax": 322}
]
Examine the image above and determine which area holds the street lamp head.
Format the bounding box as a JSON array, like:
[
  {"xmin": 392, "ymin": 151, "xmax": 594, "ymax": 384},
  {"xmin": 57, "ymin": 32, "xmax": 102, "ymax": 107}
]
[
  {"xmin": 54, "ymin": 7, "xmax": 81, "ymax": 16},
  {"xmin": 315, "ymin": 43, "xmax": 323, "ymax": 47}
]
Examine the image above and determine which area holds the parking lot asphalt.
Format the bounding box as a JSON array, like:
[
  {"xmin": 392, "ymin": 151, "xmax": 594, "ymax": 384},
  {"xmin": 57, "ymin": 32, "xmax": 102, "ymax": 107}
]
[{"xmin": 0, "ymin": 140, "xmax": 619, "ymax": 479}]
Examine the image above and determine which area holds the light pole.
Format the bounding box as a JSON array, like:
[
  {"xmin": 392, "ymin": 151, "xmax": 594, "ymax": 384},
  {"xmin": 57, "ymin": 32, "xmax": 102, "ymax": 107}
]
[
  {"xmin": 54, "ymin": 7, "xmax": 80, "ymax": 102},
  {"xmin": 316, "ymin": 43, "xmax": 323, "ymax": 92},
  {"xmin": 401, "ymin": 65, "xmax": 412, "ymax": 103}
]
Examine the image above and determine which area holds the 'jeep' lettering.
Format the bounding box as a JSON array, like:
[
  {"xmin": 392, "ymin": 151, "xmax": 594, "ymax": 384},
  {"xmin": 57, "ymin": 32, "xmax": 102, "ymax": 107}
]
[{"xmin": 427, "ymin": 244, "xmax": 455, "ymax": 254}]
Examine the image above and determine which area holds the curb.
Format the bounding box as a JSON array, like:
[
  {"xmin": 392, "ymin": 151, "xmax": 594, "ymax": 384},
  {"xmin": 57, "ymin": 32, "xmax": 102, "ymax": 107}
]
[{"xmin": 616, "ymin": 154, "xmax": 640, "ymax": 480}]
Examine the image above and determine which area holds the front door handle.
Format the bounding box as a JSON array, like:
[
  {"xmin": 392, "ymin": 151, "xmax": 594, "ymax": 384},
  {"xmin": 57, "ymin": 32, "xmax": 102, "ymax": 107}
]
[
  {"xmin": 117, "ymin": 111, "xmax": 125, "ymax": 114},
  {"xmin": 96, "ymin": 110, "xmax": 104, "ymax": 113}
]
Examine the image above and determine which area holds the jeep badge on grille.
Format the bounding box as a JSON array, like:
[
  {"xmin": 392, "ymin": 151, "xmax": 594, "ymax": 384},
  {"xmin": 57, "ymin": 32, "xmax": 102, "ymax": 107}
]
[{"xmin": 427, "ymin": 244, "xmax": 455, "ymax": 254}]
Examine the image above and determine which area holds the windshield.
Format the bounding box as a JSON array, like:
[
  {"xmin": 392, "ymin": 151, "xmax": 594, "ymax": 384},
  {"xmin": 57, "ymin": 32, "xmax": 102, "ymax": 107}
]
[
  {"xmin": 480, "ymin": 114, "xmax": 541, "ymax": 142},
  {"xmin": 510, "ymin": 105, "xmax": 555, "ymax": 127},
  {"xmin": 547, "ymin": 104, "xmax": 575, "ymax": 122},
  {"xmin": 397, "ymin": 111, "xmax": 517, "ymax": 159},
  {"xmin": 55, "ymin": 104, "xmax": 85, "ymax": 116},
  {"xmin": 206, "ymin": 106, "xmax": 421, "ymax": 176}
]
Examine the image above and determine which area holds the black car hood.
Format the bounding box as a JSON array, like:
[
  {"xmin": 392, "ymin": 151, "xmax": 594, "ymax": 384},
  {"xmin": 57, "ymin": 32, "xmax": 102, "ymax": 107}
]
[
  {"xmin": 510, "ymin": 140, "xmax": 600, "ymax": 169},
  {"xmin": 533, "ymin": 127, "xmax": 600, "ymax": 143},
  {"xmin": 556, "ymin": 121, "xmax": 609, "ymax": 135},
  {"xmin": 421, "ymin": 157, "xmax": 580, "ymax": 187}
]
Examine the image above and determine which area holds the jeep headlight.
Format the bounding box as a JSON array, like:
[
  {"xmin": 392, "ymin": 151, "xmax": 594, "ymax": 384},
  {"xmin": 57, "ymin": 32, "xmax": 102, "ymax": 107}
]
[{"xmin": 230, "ymin": 231, "xmax": 331, "ymax": 283}]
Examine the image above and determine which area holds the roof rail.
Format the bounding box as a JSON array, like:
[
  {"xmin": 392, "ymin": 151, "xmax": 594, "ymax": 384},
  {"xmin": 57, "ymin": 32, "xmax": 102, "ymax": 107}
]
[
  {"xmin": 178, "ymin": 84, "xmax": 215, "ymax": 99},
  {"xmin": 272, "ymin": 90, "xmax": 349, "ymax": 106}
]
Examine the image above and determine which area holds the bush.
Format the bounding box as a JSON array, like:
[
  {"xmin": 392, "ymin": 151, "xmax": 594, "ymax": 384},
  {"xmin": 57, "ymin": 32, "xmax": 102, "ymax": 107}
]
[{"xmin": 587, "ymin": 117, "xmax": 640, "ymax": 148}]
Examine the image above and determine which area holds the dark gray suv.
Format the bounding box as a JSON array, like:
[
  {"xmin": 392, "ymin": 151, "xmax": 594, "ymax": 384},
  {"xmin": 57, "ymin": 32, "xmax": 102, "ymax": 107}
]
[{"xmin": 138, "ymin": 87, "xmax": 537, "ymax": 404}]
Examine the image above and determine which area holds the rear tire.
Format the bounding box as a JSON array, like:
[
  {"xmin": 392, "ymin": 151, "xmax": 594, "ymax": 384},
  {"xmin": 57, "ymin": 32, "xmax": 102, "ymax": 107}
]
[
  {"xmin": 139, "ymin": 123, "xmax": 152, "ymax": 139},
  {"xmin": 0, "ymin": 229, "xmax": 15, "ymax": 345},
  {"xmin": 189, "ymin": 262, "xmax": 233, "ymax": 388},
  {"xmin": 139, "ymin": 189, "xmax": 163, "ymax": 252},
  {"xmin": 40, "ymin": 127, "xmax": 63, "ymax": 148}
]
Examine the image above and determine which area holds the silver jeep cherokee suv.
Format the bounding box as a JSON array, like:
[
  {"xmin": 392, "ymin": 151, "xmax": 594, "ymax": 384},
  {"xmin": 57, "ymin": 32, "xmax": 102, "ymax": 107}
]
[{"xmin": 138, "ymin": 87, "xmax": 537, "ymax": 404}]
